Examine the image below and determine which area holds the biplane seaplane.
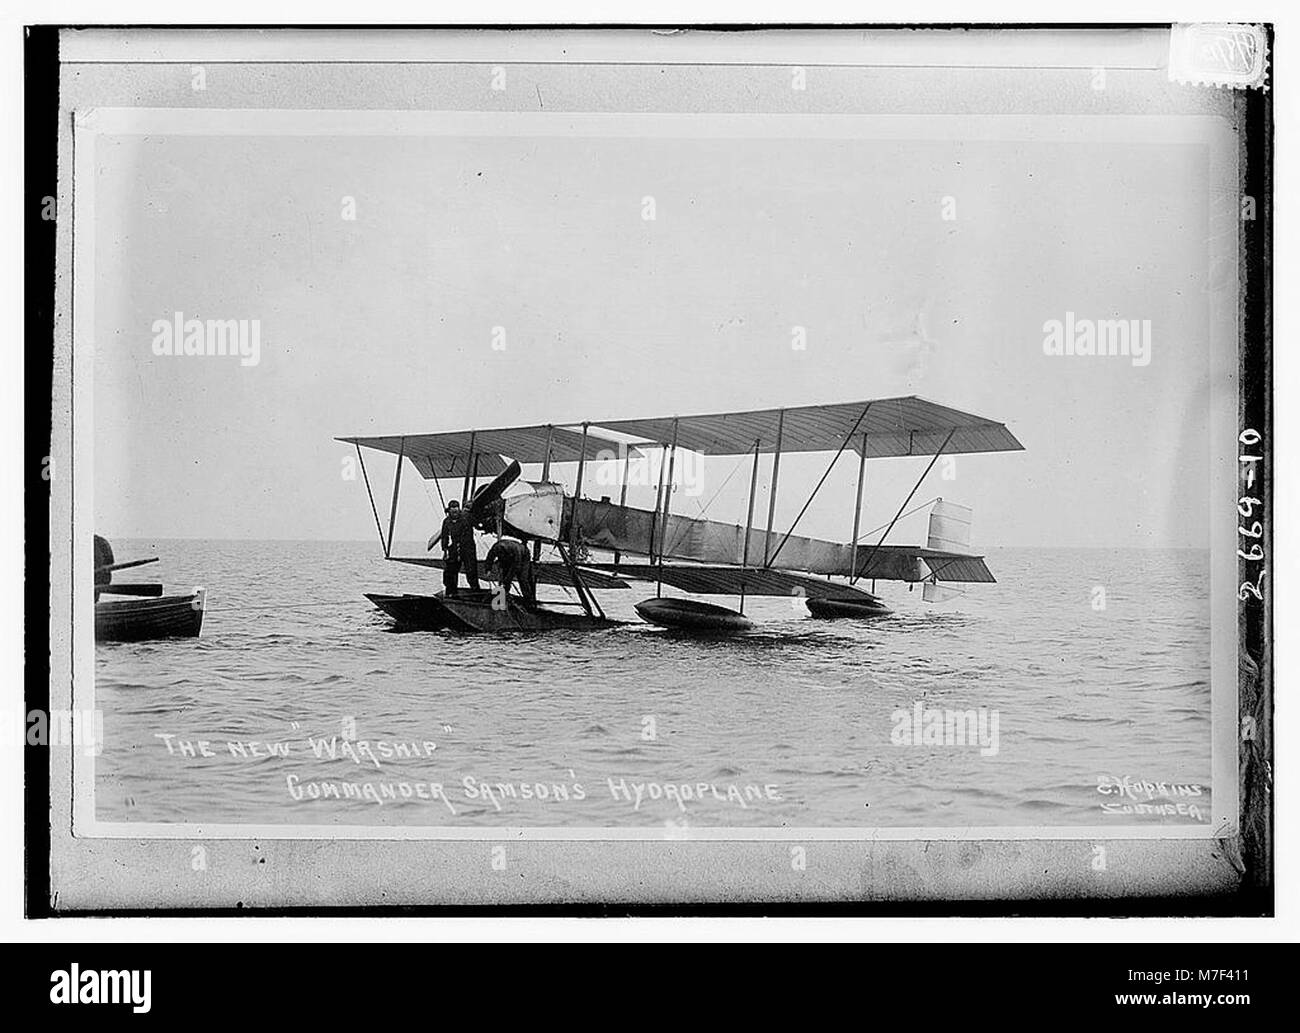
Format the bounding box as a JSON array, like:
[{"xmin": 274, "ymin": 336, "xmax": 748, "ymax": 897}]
[{"xmin": 338, "ymin": 396, "xmax": 1023, "ymax": 633}]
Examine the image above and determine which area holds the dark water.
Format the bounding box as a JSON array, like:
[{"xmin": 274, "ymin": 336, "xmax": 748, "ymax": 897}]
[{"xmin": 93, "ymin": 540, "xmax": 1212, "ymax": 830}]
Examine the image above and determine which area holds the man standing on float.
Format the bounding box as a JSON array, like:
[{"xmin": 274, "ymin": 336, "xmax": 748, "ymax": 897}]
[{"xmin": 427, "ymin": 500, "xmax": 479, "ymax": 595}]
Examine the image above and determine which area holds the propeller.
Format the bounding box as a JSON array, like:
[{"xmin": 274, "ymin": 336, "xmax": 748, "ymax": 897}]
[
  {"xmin": 426, "ymin": 460, "xmax": 524, "ymax": 550},
  {"xmin": 467, "ymin": 459, "xmax": 522, "ymax": 528}
]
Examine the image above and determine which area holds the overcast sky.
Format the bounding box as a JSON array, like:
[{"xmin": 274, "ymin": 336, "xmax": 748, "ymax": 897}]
[{"xmin": 90, "ymin": 119, "xmax": 1225, "ymax": 549}]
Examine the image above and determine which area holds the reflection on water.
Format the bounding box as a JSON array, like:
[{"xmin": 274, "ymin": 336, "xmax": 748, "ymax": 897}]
[{"xmin": 94, "ymin": 541, "xmax": 1213, "ymax": 829}]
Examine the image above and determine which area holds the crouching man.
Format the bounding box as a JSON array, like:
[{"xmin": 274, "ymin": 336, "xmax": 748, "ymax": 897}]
[{"xmin": 485, "ymin": 537, "xmax": 537, "ymax": 610}]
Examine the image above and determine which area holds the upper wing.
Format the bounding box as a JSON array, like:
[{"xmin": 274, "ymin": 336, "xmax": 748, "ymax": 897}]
[
  {"xmin": 586, "ymin": 395, "xmax": 1023, "ymax": 458},
  {"xmin": 339, "ymin": 395, "xmax": 1023, "ymax": 469},
  {"xmin": 339, "ymin": 425, "xmax": 636, "ymax": 479}
]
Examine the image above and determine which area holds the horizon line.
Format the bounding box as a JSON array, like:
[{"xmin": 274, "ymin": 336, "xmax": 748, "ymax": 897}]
[{"xmin": 83, "ymin": 535, "xmax": 1210, "ymax": 551}]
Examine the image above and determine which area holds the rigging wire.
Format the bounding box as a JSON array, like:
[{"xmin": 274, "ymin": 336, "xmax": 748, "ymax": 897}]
[
  {"xmin": 419, "ymin": 472, "xmax": 446, "ymax": 517},
  {"xmin": 691, "ymin": 457, "xmax": 742, "ymax": 518},
  {"xmin": 855, "ymin": 495, "xmax": 942, "ymax": 543},
  {"xmin": 661, "ymin": 454, "xmax": 742, "ymax": 556}
]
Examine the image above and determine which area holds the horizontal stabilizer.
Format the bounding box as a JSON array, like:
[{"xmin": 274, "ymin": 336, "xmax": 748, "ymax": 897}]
[{"xmin": 856, "ymin": 546, "xmax": 995, "ymax": 583}]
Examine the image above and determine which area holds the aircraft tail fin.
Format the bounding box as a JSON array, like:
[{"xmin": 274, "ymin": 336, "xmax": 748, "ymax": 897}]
[
  {"xmin": 926, "ymin": 499, "xmax": 974, "ymax": 552},
  {"xmin": 923, "ymin": 500, "xmax": 976, "ymax": 602}
]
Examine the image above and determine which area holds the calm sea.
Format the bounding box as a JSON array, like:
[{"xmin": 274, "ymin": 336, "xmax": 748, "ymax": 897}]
[{"xmin": 92, "ymin": 540, "xmax": 1213, "ymax": 830}]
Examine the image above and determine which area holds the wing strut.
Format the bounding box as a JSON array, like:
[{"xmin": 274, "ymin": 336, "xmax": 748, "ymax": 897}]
[
  {"xmin": 556, "ymin": 540, "xmax": 605, "ymax": 620},
  {"xmin": 738, "ymin": 438, "xmax": 762, "ymax": 614},
  {"xmin": 655, "ymin": 418, "xmax": 680, "ymax": 598},
  {"xmin": 761, "ymin": 409, "xmax": 785, "ymax": 565},
  {"xmin": 460, "ymin": 430, "xmax": 477, "ymax": 504},
  {"xmin": 355, "ymin": 443, "xmax": 386, "ymax": 552},
  {"xmin": 648, "ymin": 440, "xmax": 668, "ymax": 560},
  {"xmin": 534, "ymin": 424, "xmax": 554, "ymax": 563},
  {"xmin": 613, "ymin": 445, "xmax": 632, "ymax": 567},
  {"xmin": 384, "ymin": 436, "xmax": 406, "ymax": 558},
  {"xmin": 856, "ymin": 427, "xmax": 955, "ymax": 580},
  {"xmin": 570, "ymin": 422, "xmax": 589, "ymax": 551},
  {"xmin": 848, "ymin": 432, "xmax": 868, "ymax": 584},
  {"xmin": 766, "ymin": 402, "xmax": 871, "ymax": 569}
]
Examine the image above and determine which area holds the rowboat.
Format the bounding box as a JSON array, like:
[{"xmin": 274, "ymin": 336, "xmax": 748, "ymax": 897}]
[
  {"xmin": 93, "ymin": 534, "xmax": 206, "ymax": 642},
  {"xmin": 95, "ymin": 589, "xmax": 206, "ymax": 642}
]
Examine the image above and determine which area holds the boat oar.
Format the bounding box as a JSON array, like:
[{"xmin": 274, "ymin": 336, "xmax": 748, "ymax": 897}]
[
  {"xmin": 95, "ymin": 557, "xmax": 160, "ymax": 576},
  {"xmin": 96, "ymin": 583, "xmax": 164, "ymax": 597}
]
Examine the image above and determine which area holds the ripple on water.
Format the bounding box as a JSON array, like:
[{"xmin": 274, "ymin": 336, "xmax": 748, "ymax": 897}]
[{"xmin": 92, "ymin": 541, "xmax": 1216, "ymax": 829}]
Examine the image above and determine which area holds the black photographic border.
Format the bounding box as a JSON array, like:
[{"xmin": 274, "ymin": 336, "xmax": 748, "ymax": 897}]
[{"xmin": 24, "ymin": 22, "xmax": 1273, "ymax": 918}]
